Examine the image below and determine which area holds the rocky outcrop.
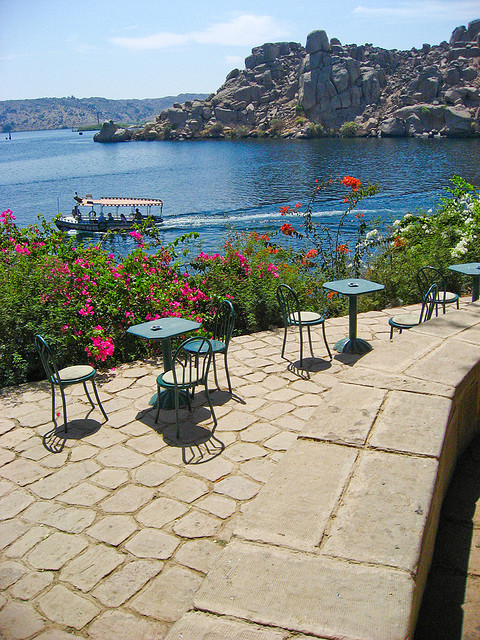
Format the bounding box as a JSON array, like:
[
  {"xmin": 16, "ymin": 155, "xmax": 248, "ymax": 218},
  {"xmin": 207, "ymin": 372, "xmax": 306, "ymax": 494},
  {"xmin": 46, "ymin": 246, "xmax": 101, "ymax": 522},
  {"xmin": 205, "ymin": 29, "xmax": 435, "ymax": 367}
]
[
  {"xmin": 93, "ymin": 120, "xmax": 133, "ymax": 143},
  {"xmin": 133, "ymin": 20, "xmax": 480, "ymax": 141}
]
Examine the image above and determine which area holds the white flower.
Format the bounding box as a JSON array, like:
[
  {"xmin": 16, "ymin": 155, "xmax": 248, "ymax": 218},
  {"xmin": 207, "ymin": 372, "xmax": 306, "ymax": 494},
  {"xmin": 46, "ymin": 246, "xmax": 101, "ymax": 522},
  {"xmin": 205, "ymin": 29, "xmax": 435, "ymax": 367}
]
[
  {"xmin": 366, "ymin": 229, "xmax": 379, "ymax": 240},
  {"xmin": 451, "ymin": 238, "xmax": 469, "ymax": 258}
]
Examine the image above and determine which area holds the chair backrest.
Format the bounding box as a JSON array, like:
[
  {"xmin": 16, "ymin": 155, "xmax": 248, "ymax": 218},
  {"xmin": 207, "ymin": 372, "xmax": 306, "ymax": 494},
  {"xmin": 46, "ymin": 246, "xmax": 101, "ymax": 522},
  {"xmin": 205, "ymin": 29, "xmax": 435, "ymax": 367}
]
[
  {"xmin": 172, "ymin": 336, "xmax": 213, "ymax": 387},
  {"xmin": 419, "ymin": 283, "xmax": 438, "ymax": 324},
  {"xmin": 35, "ymin": 334, "xmax": 61, "ymax": 385},
  {"xmin": 276, "ymin": 284, "xmax": 301, "ymax": 325},
  {"xmin": 213, "ymin": 300, "xmax": 235, "ymax": 346},
  {"xmin": 417, "ymin": 266, "xmax": 446, "ymax": 302}
]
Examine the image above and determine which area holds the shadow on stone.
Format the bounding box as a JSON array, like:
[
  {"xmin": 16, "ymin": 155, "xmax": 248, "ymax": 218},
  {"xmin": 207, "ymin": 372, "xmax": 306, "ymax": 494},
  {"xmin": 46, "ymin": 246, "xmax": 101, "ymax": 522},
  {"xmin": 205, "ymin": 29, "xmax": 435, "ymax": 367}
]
[
  {"xmin": 414, "ymin": 433, "xmax": 480, "ymax": 639},
  {"xmin": 42, "ymin": 419, "xmax": 102, "ymax": 453},
  {"xmin": 287, "ymin": 356, "xmax": 332, "ymax": 379}
]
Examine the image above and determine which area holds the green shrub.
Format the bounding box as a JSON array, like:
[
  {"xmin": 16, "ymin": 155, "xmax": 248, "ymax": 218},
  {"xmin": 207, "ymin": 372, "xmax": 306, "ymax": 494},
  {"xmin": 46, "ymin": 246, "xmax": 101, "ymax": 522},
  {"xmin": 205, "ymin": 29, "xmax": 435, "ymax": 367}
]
[
  {"xmin": 268, "ymin": 119, "xmax": 285, "ymax": 136},
  {"xmin": 338, "ymin": 121, "xmax": 359, "ymax": 137},
  {"xmin": 295, "ymin": 117, "xmax": 307, "ymax": 126},
  {"xmin": 295, "ymin": 104, "xmax": 304, "ymax": 115},
  {"xmin": 306, "ymin": 123, "xmax": 326, "ymax": 138}
]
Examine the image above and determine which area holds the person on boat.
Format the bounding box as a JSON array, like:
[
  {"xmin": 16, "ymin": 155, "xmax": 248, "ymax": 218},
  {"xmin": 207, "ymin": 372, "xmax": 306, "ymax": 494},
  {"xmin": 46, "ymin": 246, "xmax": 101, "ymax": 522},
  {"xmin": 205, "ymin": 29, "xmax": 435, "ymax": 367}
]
[
  {"xmin": 74, "ymin": 192, "xmax": 82, "ymax": 204},
  {"xmin": 107, "ymin": 211, "xmax": 114, "ymax": 223},
  {"xmin": 72, "ymin": 205, "xmax": 81, "ymax": 221},
  {"xmin": 120, "ymin": 213, "xmax": 127, "ymax": 223},
  {"xmin": 134, "ymin": 208, "xmax": 143, "ymax": 221}
]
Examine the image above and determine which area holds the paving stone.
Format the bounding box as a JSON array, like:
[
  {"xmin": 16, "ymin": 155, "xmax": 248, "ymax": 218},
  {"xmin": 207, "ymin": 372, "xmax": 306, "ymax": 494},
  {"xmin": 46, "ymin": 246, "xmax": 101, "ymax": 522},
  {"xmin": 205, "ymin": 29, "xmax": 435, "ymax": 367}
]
[
  {"xmin": 91, "ymin": 468, "xmax": 129, "ymax": 489},
  {"xmin": 323, "ymin": 450, "xmax": 438, "ymax": 571},
  {"xmin": 92, "ymin": 559, "xmax": 163, "ymax": 607},
  {"xmin": 60, "ymin": 544, "xmax": 124, "ymax": 591},
  {"xmin": 88, "ymin": 610, "xmax": 168, "ymax": 640},
  {"xmin": 38, "ymin": 583, "xmax": 100, "ymax": 630},
  {"xmin": 0, "ymin": 418, "xmax": 15, "ymax": 435},
  {"xmin": 194, "ymin": 540, "xmax": 414, "ymax": 640},
  {"xmin": 27, "ymin": 531, "xmax": 88, "ymax": 570},
  {"xmin": 173, "ymin": 510, "xmax": 222, "ymax": 538},
  {"xmin": 84, "ymin": 428, "xmax": 128, "ymax": 449},
  {"xmin": 100, "ymin": 485, "xmax": 154, "ymax": 513},
  {"xmin": 165, "ymin": 611, "xmax": 289, "ymax": 640},
  {"xmin": 217, "ymin": 410, "xmax": 258, "ymax": 432},
  {"xmin": 174, "ymin": 538, "xmax": 224, "ymax": 573},
  {"xmin": 69, "ymin": 444, "xmax": 100, "ymax": 461},
  {"xmin": 0, "ymin": 428, "xmax": 34, "ymax": 449},
  {"xmin": 0, "ymin": 457, "xmax": 53, "ymax": 485},
  {"xmin": 9, "ymin": 570, "xmax": 54, "ymax": 599},
  {"xmin": 127, "ymin": 433, "xmax": 164, "ymax": 454},
  {"xmin": 0, "ymin": 560, "xmax": 27, "ymax": 589},
  {"xmin": 236, "ymin": 440, "xmax": 356, "ymax": 551},
  {"xmin": 0, "ymin": 479, "xmax": 14, "ymax": 497},
  {"xmin": 224, "ymin": 442, "xmax": 267, "ymax": 462},
  {"xmin": 160, "ymin": 475, "xmax": 209, "ymax": 503},
  {"xmin": 40, "ymin": 450, "xmax": 69, "ymax": 467},
  {"xmin": 22, "ymin": 501, "xmax": 95, "ymax": 533},
  {"xmin": 95, "ymin": 444, "xmax": 147, "ymax": 468},
  {"xmin": 304, "ymin": 383, "xmax": 386, "ymax": 446},
  {"xmin": 29, "ymin": 460, "xmax": 100, "ymax": 499},
  {"xmin": 0, "ymin": 488, "xmax": 34, "ymax": 520},
  {"xmin": 58, "ymin": 482, "xmax": 109, "ymax": 506},
  {"xmin": 35, "ymin": 631, "xmax": 81, "ymax": 640},
  {"xmin": 133, "ymin": 461, "xmax": 177, "ymax": 486},
  {"xmin": 87, "ymin": 514, "xmax": 137, "ymax": 546},
  {"xmin": 196, "ymin": 493, "xmax": 237, "ymax": 519},
  {"xmin": 255, "ymin": 403, "xmax": 296, "ymax": 421},
  {"xmin": 136, "ymin": 497, "xmax": 188, "ymax": 528},
  {"xmin": 369, "ymin": 390, "xmax": 452, "ymax": 457},
  {"xmin": 0, "ymin": 600, "xmax": 46, "ymax": 639},
  {"xmin": 125, "ymin": 528, "xmax": 180, "ymax": 559},
  {"xmin": 119, "ymin": 421, "xmax": 152, "ymax": 436},
  {"xmin": 264, "ymin": 431, "xmax": 298, "ymax": 451},
  {"xmin": 4, "ymin": 524, "xmax": 50, "ymax": 557},
  {"xmin": 241, "ymin": 458, "xmax": 278, "ymax": 483},
  {"xmin": 0, "ymin": 520, "xmax": 29, "ymax": 550},
  {"xmin": 239, "ymin": 422, "xmax": 279, "ymax": 442},
  {"xmin": 130, "ymin": 565, "xmax": 204, "ymax": 622},
  {"xmin": 258, "ymin": 375, "xmax": 286, "ymax": 391},
  {"xmin": 0, "ymin": 449, "xmax": 16, "ymax": 467},
  {"xmin": 214, "ymin": 475, "xmax": 261, "ymax": 500},
  {"xmin": 186, "ymin": 457, "xmax": 235, "ymax": 482}
]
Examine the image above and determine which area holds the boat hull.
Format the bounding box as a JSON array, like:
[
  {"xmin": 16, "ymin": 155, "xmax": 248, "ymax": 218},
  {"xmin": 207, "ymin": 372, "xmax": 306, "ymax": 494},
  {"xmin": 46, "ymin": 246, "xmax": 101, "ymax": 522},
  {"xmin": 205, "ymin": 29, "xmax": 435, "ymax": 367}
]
[{"xmin": 55, "ymin": 215, "xmax": 163, "ymax": 233}]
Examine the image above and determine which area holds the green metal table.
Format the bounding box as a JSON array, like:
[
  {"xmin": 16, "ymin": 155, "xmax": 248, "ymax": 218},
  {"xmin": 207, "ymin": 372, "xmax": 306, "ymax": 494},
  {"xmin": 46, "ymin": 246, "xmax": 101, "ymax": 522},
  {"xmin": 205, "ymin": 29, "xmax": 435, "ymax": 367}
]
[
  {"xmin": 323, "ymin": 278, "xmax": 384, "ymax": 354},
  {"xmin": 448, "ymin": 263, "xmax": 480, "ymax": 302},
  {"xmin": 127, "ymin": 317, "xmax": 201, "ymax": 409}
]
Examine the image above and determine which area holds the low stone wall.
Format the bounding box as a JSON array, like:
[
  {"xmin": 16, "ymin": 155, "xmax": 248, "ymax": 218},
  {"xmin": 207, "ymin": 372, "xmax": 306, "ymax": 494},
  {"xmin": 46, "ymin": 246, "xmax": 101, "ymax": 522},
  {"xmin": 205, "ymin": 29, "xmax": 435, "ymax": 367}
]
[{"xmin": 164, "ymin": 302, "xmax": 480, "ymax": 640}]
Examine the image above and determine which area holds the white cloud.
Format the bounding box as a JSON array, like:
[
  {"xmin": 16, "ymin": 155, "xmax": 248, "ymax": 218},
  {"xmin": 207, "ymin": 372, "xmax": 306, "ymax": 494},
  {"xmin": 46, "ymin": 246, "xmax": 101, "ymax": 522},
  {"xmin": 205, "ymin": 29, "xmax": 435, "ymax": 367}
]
[
  {"xmin": 110, "ymin": 14, "xmax": 289, "ymax": 50},
  {"xmin": 354, "ymin": 1, "xmax": 479, "ymax": 20}
]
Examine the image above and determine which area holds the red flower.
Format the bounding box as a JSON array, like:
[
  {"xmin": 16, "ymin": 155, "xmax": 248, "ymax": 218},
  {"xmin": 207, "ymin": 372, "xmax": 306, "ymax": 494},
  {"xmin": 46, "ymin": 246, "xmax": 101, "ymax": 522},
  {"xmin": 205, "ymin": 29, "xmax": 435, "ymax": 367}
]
[
  {"xmin": 305, "ymin": 249, "xmax": 317, "ymax": 259},
  {"xmin": 393, "ymin": 236, "xmax": 406, "ymax": 248},
  {"xmin": 280, "ymin": 223, "xmax": 295, "ymax": 236},
  {"xmin": 279, "ymin": 205, "xmax": 290, "ymax": 215},
  {"xmin": 341, "ymin": 176, "xmax": 362, "ymax": 192},
  {"xmin": 336, "ymin": 244, "xmax": 350, "ymax": 254},
  {"xmin": 327, "ymin": 291, "xmax": 336, "ymax": 299}
]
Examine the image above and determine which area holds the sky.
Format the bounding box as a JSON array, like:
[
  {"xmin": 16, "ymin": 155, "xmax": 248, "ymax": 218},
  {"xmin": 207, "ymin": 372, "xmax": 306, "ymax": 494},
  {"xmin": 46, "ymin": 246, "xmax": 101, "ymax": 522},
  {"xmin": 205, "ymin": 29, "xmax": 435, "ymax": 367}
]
[{"xmin": 0, "ymin": 0, "xmax": 478, "ymax": 101}]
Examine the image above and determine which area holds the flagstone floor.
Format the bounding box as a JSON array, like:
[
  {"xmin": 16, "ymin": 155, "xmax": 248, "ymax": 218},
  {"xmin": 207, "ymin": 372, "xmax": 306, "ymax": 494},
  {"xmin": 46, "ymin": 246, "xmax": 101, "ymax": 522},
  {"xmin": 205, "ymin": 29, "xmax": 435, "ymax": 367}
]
[{"xmin": 0, "ymin": 298, "xmax": 478, "ymax": 639}]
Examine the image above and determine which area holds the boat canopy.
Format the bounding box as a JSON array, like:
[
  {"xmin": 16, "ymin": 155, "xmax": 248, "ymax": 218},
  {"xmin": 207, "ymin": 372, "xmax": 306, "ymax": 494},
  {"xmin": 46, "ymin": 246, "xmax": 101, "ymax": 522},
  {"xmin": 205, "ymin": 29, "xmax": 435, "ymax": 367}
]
[{"xmin": 78, "ymin": 197, "xmax": 163, "ymax": 207}]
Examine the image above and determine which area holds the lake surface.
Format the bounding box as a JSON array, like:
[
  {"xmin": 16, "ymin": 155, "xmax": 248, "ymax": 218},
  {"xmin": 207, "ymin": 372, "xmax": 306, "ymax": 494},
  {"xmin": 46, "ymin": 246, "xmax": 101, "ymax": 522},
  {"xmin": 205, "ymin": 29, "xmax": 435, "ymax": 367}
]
[{"xmin": 1, "ymin": 128, "xmax": 479, "ymax": 254}]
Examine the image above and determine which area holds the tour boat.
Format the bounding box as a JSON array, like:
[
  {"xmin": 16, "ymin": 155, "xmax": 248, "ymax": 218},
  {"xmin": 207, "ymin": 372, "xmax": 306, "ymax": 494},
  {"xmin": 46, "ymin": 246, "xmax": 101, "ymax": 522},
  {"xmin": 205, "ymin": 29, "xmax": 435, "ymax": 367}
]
[{"xmin": 55, "ymin": 195, "xmax": 163, "ymax": 233}]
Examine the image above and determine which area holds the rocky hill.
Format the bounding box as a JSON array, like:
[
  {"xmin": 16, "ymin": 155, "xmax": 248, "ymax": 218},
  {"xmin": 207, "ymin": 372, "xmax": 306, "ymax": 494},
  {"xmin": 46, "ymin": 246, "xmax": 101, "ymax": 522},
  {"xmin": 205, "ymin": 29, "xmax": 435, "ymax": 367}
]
[
  {"xmin": 122, "ymin": 19, "xmax": 479, "ymax": 142},
  {"xmin": 0, "ymin": 94, "xmax": 208, "ymax": 132}
]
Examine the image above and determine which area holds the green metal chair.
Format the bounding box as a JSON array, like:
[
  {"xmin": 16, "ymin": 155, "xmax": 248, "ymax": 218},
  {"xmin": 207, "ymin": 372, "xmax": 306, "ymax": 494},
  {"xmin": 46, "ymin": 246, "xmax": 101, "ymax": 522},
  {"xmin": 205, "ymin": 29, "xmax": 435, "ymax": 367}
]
[
  {"xmin": 388, "ymin": 283, "xmax": 438, "ymax": 339},
  {"xmin": 35, "ymin": 334, "xmax": 108, "ymax": 431},
  {"xmin": 276, "ymin": 284, "xmax": 332, "ymax": 367},
  {"xmin": 183, "ymin": 300, "xmax": 235, "ymax": 393},
  {"xmin": 155, "ymin": 336, "xmax": 217, "ymax": 440},
  {"xmin": 417, "ymin": 266, "xmax": 459, "ymax": 316}
]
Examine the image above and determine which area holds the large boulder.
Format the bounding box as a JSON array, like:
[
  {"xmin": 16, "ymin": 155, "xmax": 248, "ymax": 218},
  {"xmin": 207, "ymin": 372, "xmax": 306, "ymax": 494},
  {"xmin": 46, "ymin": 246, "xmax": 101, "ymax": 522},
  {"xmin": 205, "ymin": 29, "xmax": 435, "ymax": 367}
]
[
  {"xmin": 305, "ymin": 30, "xmax": 330, "ymax": 54},
  {"xmin": 94, "ymin": 120, "xmax": 117, "ymax": 142},
  {"xmin": 444, "ymin": 106, "xmax": 475, "ymax": 136},
  {"xmin": 380, "ymin": 117, "xmax": 406, "ymax": 136}
]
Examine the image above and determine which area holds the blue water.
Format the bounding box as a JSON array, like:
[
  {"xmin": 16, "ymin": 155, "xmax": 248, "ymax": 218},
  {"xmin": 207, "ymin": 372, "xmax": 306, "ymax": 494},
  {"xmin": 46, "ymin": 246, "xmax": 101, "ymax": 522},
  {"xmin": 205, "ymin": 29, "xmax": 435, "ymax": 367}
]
[{"xmin": 1, "ymin": 128, "xmax": 480, "ymax": 254}]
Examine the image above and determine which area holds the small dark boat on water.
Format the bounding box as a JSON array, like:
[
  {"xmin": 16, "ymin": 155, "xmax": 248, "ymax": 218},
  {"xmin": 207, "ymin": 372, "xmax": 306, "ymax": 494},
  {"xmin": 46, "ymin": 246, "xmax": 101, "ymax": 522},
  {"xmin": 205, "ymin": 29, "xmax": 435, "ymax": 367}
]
[{"xmin": 55, "ymin": 195, "xmax": 163, "ymax": 233}]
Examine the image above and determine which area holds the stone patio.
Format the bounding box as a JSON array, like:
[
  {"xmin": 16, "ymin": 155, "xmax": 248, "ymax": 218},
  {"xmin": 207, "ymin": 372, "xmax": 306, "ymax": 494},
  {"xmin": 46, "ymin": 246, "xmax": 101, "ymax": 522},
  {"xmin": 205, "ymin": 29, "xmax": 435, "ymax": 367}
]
[{"xmin": 0, "ymin": 298, "xmax": 479, "ymax": 639}]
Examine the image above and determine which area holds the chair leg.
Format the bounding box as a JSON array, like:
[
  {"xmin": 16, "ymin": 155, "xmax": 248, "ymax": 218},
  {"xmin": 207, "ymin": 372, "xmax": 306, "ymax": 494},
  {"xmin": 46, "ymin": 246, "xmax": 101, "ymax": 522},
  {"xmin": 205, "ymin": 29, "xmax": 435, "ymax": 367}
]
[
  {"xmin": 307, "ymin": 325, "xmax": 314, "ymax": 358},
  {"xmin": 212, "ymin": 355, "xmax": 221, "ymax": 391},
  {"xmin": 204, "ymin": 382, "xmax": 217, "ymax": 431},
  {"xmin": 155, "ymin": 383, "xmax": 161, "ymax": 423},
  {"xmin": 50, "ymin": 382, "xmax": 56, "ymax": 423},
  {"xmin": 281, "ymin": 326, "xmax": 287, "ymax": 359},
  {"xmin": 299, "ymin": 326, "xmax": 304, "ymax": 367},
  {"xmin": 59, "ymin": 385, "xmax": 68, "ymax": 433},
  {"xmin": 390, "ymin": 325, "xmax": 394, "ymax": 339},
  {"xmin": 322, "ymin": 322, "xmax": 332, "ymax": 360},
  {"xmin": 224, "ymin": 352, "xmax": 232, "ymax": 393},
  {"xmin": 83, "ymin": 381, "xmax": 95, "ymax": 408},
  {"xmin": 91, "ymin": 380, "xmax": 108, "ymax": 421},
  {"xmin": 174, "ymin": 387, "xmax": 180, "ymax": 440}
]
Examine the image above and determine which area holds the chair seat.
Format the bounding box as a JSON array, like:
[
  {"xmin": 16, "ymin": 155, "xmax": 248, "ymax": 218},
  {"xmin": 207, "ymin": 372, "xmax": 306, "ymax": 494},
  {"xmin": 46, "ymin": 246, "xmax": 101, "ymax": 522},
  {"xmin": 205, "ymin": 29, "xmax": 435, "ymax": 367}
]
[
  {"xmin": 389, "ymin": 313, "xmax": 420, "ymax": 328},
  {"xmin": 57, "ymin": 364, "xmax": 95, "ymax": 383},
  {"xmin": 183, "ymin": 338, "xmax": 226, "ymax": 354},
  {"xmin": 158, "ymin": 369, "xmax": 203, "ymax": 387},
  {"xmin": 438, "ymin": 291, "xmax": 459, "ymax": 304},
  {"xmin": 288, "ymin": 311, "xmax": 324, "ymax": 325}
]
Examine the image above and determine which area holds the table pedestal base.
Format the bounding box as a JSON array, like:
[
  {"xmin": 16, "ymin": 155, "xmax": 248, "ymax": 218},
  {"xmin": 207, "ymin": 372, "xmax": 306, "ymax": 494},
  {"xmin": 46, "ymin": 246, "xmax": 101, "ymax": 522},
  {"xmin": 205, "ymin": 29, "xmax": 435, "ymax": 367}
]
[
  {"xmin": 149, "ymin": 389, "xmax": 191, "ymax": 411},
  {"xmin": 334, "ymin": 337, "xmax": 373, "ymax": 355}
]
